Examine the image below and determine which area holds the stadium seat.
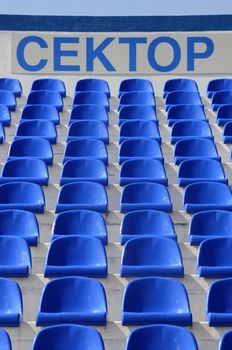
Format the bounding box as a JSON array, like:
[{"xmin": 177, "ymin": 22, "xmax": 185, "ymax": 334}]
[
  {"xmin": 32, "ymin": 324, "xmax": 105, "ymax": 350},
  {"xmin": 163, "ymin": 78, "xmax": 198, "ymax": 98},
  {"xmin": 118, "ymin": 78, "xmax": 154, "ymax": 97},
  {"xmin": 167, "ymin": 105, "xmax": 207, "ymax": 126},
  {"xmin": 219, "ymin": 330, "xmax": 232, "ymax": 350},
  {"xmin": 67, "ymin": 120, "xmax": 109, "ymax": 144},
  {"xmin": 119, "ymin": 120, "xmax": 161, "ymax": 144},
  {"xmin": 63, "ymin": 139, "xmax": 108, "ymax": 165},
  {"xmin": 56, "ymin": 182, "xmax": 108, "ymax": 213},
  {"xmin": 174, "ymin": 138, "xmax": 221, "ymax": 165},
  {"xmin": 21, "ymin": 105, "xmax": 60, "ymax": 125},
  {"xmin": 197, "ymin": 237, "xmax": 232, "ymax": 277},
  {"xmin": 120, "ymin": 210, "xmax": 176, "ymax": 245},
  {"xmin": 120, "ymin": 182, "xmax": 172, "ymax": 213},
  {"xmin": 183, "ymin": 182, "xmax": 232, "ymax": 213},
  {"xmin": 69, "ymin": 105, "xmax": 108, "ymax": 125},
  {"xmin": 119, "ymin": 138, "xmax": 163, "ymax": 165},
  {"xmin": 216, "ymin": 105, "xmax": 232, "ymax": 126},
  {"xmin": 121, "ymin": 237, "xmax": 183, "ymax": 277},
  {"xmin": 15, "ymin": 120, "xmax": 57, "ymax": 144},
  {"xmin": 0, "ymin": 278, "xmax": 22, "ymax": 326},
  {"xmin": 7, "ymin": 137, "xmax": 53, "ymax": 165},
  {"xmin": 0, "ymin": 78, "xmax": 22, "ymax": 97},
  {"xmin": 171, "ymin": 120, "xmax": 213, "ymax": 144},
  {"xmin": 0, "ymin": 91, "xmax": 16, "ymax": 111},
  {"xmin": 223, "ymin": 121, "xmax": 232, "ymax": 143},
  {"xmin": 119, "ymin": 105, "xmax": 157, "ymax": 126},
  {"xmin": 207, "ymin": 78, "xmax": 232, "ymax": 98},
  {"xmin": 211, "ymin": 91, "xmax": 232, "ymax": 111},
  {"xmin": 0, "ymin": 122, "xmax": 5, "ymax": 143},
  {"xmin": 165, "ymin": 91, "xmax": 202, "ymax": 111},
  {"xmin": 0, "ymin": 158, "xmax": 49, "ymax": 186},
  {"xmin": 119, "ymin": 159, "xmax": 168, "ymax": 186},
  {"xmin": 73, "ymin": 91, "xmax": 109, "ymax": 111},
  {"xmin": 118, "ymin": 92, "xmax": 155, "ymax": 110},
  {"xmin": 125, "ymin": 325, "xmax": 198, "ymax": 350},
  {"xmin": 0, "ymin": 329, "xmax": 12, "ymax": 350},
  {"xmin": 0, "ymin": 209, "xmax": 39, "ymax": 246},
  {"xmin": 36, "ymin": 276, "xmax": 107, "ymax": 326},
  {"xmin": 44, "ymin": 236, "xmax": 107, "ymax": 277},
  {"xmin": 0, "ymin": 105, "xmax": 11, "ymax": 126},
  {"xmin": 52, "ymin": 210, "xmax": 107, "ymax": 244},
  {"xmin": 178, "ymin": 159, "xmax": 227, "ymax": 186},
  {"xmin": 207, "ymin": 278, "xmax": 232, "ymax": 326},
  {"xmin": 0, "ymin": 182, "xmax": 45, "ymax": 213},
  {"xmin": 189, "ymin": 210, "xmax": 232, "ymax": 245},
  {"xmin": 122, "ymin": 277, "xmax": 192, "ymax": 326},
  {"xmin": 75, "ymin": 78, "xmax": 110, "ymax": 97},
  {"xmin": 31, "ymin": 78, "xmax": 66, "ymax": 97},
  {"xmin": 26, "ymin": 91, "xmax": 63, "ymax": 111},
  {"xmin": 0, "ymin": 236, "xmax": 31, "ymax": 277},
  {"xmin": 60, "ymin": 159, "xmax": 108, "ymax": 186}
]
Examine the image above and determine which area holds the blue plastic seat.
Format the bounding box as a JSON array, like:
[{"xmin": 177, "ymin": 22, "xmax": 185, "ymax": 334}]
[
  {"xmin": 174, "ymin": 139, "xmax": 220, "ymax": 165},
  {"xmin": 21, "ymin": 105, "xmax": 60, "ymax": 125},
  {"xmin": 197, "ymin": 238, "xmax": 232, "ymax": 277},
  {"xmin": 0, "ymin": 91, "xmax": 16, "ymax": 111},
  {"xmin": 125, "ymin": 325, "xmax": 198, "ymax": 350},
  {"xmin": 0, "ymin": 158, "xmax": 49, "ymax": 186},
  {"xmin": 36, "ymin": 276, "xmax": 107, "ymax": 326},
  {"xmin": 0, "ymin": 182, "xmax": 45, "ymax": 213},
  {"xmin": 0, "ymin": 236, "xmax": 31, "ymax": 277},
  {"xmin": 178, "ymin": 159, "xmax": 227, "ymax": 186},
  {"xmin": 32, "ymin": 324, "xmax": 105, "ymax": 350},
  {"xmin": 120, "ymin": 159, "xmax": 167, "ymax": 186},
  {"xmin": 120, "ymin": 182, "xmax": 172, "ymax": 213},
  {"xmin": 63, "ymin": 139, "xmax": 108, "ymax": 165},
  {"xmin": 0, "ymin": 122, "xmax": 5, "ymax": 143},
  {"xmin": 26, "ymin": 91, "xmax": 63, "ymax": 111},
  {"xmin": 163, "ymin": 78, "xmax": 198, "ymax": 98},
  {"xmin": 52, "ymin": 210, "xmax": 107, "ymax": 244},
  {"xmin": 75, "ymin": 78, "xmax": 110, "ymax": 97},
  {"xmin": 165, "ymin": 91, "xmax": 202, "ymax": 111},
  {"xmin": 0, "ymin": 78, "xmax": 22, "ymax": 97},
  {"xmin": 69, "ymin": 105, "xmax": 108, "ymax": 125},
  {"xmin": 122, "ymin": 277, "xmax": 192, "ymax": 326},
  {"xmin": 219, "ymin": 330, "xmax": 232, "ymax": 350},
  {"xmin": 207, "ymin": 79, "xmax": 232, "ymax": 98},
  {"xmin": 189, "ymin": 210, "xmax": 232, "ymax": 245},
  {"xmin": 60, "ymin": 159, "xmax": 108, "ymax": 186},
  {"xmin": 7, "ymin": 137, "xmax": 53, "ymax": 165},
  {"xmin": 119, "ymin": 105, "xmax": 157, "ymax": 126},
  {"xmin": 118, "ymin": 79, "xmax": 154, "ymax": 97},
  {"xmin": 211, "ymin": 91, "xmax": 232, "ymax": 111},
  {"xmin": 183, "ymin": 182, "xmax": 232, "ymax": 213},
  {"xmin": 121, "ymin": 237, "xmax": 183, "ymax": 277},
  {"xmin": 120, "ymin": 210, "xmax": 176, "ymax": 245},
  {"xmin": 15, "ymin": 120, "xmax": 57, "ymax": 144},
  {"xmin": 217, "ymin": 105, "xmax": 232, "ymax": 126},
  {"xmin": 73, "ymin": 92, "xmax": 109, "ymax": 111},
  {"xmin": 171, "ymin": 120, "xmax": 213, "ymax": 144},
  {"xmin": 0, "ymin": 278, "xmax": 22, "ymax": 326},
  {"xmin": 44, "ymin": 236, "xmax": 107, "ymax": 277},
  {"xmin": 119, "ymin": 138, "xmax": 163, "ymax": 165},
  {"xmin": 207, "ymin": 278, "xmax": 232, "ymax": 326},
  {"xmin": 119, "ymin": 121, "xmax": 161, "ymax": 144},
  {"xmin": 0, "ymin": 329, "xmax": 12, "ymax": 350},
  {"xmin": 67, "ymin": 120, "xmax": 109, "ymax": 144},
  {"xmin": 223, "ymin": 121, "xmax": 232, "ymax": 143},
  {"xmin": 0, "ymin": 105, "xmax": 11, "ymax": 126},
  {"xmin": 56, "ymin": 182, "xmax": 108, "ymax": 213},
  {"xmin": 0, "ymin": 209, "xmax": 39, "ymax": 246},
  {"xmin": 118, "ymin": 92, "xmax": 155, "ymax": 110},
  {"xmin": 31, "ymin": 78, "xmax": 66, "ymax": 97},
  {"xmin": 167, "ymin": 105, "xmax": 206, "ymax": 126}
]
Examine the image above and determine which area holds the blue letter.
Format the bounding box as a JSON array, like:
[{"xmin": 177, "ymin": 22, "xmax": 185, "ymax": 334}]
[
  {"xmin": 148, "ymin": 37, "xmax": 181, "ymax": 72},
  {"xmin": 119, "ymin": 37, "xmax": 147, "ymax": 71},
  {"xmin": 86, "ymin": 37, "xmax": 116, "ymax": 72},
  {"xmin": 54, "ymin": 37, "xmax": 80, "ymax": 71},
  {"xmin": 187, "ymin": 37, "xmax": 214, "ymax": 71},
  {"xmin": 17, "ymin": 36, "xmax": 47, "ymax": 72}
]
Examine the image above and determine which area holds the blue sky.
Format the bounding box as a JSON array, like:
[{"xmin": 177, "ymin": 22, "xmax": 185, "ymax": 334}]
[{"xmin": 0, "ymin": 0, "xmax": 232, "ymax": 16}]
